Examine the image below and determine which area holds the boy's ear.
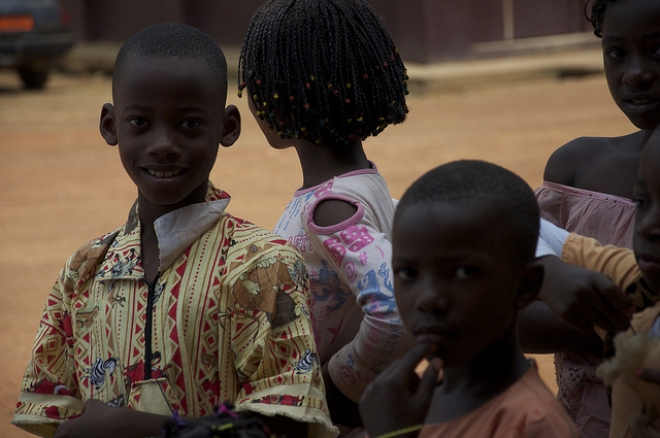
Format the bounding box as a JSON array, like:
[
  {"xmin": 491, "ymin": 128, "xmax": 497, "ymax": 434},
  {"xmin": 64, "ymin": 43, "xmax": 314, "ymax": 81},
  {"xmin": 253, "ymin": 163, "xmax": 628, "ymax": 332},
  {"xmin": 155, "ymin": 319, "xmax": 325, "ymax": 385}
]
[
  {"xmin": 99, "ymin": 103, "xmax": 118, "ymax": 146},
  {"xmin": 515, "ymin": 261, "xmax": 544, "ymax": 310},
  {"xmin": 220, "ymin": 104, "xmax": 241, "ymax": 147}
]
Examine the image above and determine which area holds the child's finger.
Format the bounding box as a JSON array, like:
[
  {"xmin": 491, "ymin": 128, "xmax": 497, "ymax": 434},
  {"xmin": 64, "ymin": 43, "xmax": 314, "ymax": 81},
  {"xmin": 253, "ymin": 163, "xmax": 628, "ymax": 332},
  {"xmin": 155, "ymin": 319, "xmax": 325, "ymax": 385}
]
[
  {"xmin": 418, "ymin": 358, "xmax": 442, "ymax": 393},
  {"xmin": 593, "ymin": 279, "xmax": 633, "ymax": 330},
  {"xmin": 576, "ymin": 286, "xmax": 630, "ymax": 332},
  {"xmin": 394, "ymin": 343, "xmax": 437, "ymax": 375}
]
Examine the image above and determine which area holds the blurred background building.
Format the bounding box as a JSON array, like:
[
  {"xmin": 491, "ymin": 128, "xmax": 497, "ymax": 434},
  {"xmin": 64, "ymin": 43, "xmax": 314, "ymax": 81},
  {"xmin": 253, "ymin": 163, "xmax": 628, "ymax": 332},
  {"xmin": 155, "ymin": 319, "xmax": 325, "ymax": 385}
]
[{"xmin": 61, "ymin": 0, "xmax": 598, "ymax": 63}]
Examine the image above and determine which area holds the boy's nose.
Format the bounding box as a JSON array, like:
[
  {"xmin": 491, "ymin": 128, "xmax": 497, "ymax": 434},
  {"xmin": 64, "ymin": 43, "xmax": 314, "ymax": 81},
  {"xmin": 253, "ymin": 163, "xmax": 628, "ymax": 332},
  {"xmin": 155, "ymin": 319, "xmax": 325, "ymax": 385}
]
[
  {"xmin": 415, "ymin": 279, "xmax": 450, "ymax": 314},
  {"xmin": 623, "ymin": 56, "xmax": 655, "ymax": 88},
  {"xmin": 149, "ymin": 127, "xmax": 180, "ymax": 158}
]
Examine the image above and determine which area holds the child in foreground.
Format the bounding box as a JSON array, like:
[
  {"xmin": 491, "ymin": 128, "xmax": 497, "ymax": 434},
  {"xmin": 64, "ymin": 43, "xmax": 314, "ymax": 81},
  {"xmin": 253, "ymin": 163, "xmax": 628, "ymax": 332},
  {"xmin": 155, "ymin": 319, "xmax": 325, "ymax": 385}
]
[
  {"xmin": 11, "ymin": 23, "xmax": 335, "ymax": 438},
  {"xmin": 238, "ymin": 0, "xmax": 413, "ymax": 429},
  {"xmin": 359, "ymin": 160, "xmax": 580, "ymax": 438}
]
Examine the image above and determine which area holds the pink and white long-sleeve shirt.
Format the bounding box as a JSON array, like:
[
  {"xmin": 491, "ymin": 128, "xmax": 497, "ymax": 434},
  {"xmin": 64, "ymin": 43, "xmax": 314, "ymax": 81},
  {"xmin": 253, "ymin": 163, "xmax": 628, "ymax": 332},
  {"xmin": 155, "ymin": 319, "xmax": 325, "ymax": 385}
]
[{"xmin": 273, "ymin": 163, "xmax": 413, "ymax": 402}]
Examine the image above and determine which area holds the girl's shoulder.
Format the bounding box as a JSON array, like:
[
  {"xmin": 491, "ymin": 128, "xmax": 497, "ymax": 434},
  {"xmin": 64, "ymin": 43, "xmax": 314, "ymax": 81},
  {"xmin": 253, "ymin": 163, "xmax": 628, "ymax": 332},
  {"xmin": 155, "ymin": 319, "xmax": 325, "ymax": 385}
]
[{"xmin": 544, "ymin": 132, "xmax": 645, "ymax": 186}]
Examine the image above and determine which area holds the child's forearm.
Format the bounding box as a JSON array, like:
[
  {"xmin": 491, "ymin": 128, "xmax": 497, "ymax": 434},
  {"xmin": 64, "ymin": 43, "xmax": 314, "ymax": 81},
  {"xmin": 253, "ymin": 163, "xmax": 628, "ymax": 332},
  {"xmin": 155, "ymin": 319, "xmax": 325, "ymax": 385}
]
[
  {"xmin": 518, "ymin": 301, "xmax": 603, "ymax": 355},
  {"xmin": 53, "ymin": 399, "xmax": 167, "ymax": 438}
]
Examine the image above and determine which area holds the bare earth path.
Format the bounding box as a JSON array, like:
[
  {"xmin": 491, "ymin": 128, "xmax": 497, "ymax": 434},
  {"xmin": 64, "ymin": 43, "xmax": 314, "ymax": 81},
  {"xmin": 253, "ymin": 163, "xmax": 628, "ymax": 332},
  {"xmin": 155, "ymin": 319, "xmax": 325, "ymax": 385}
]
[{"xmin": 0, "ymin": 68, "xmax": 635, "ymax": 437}]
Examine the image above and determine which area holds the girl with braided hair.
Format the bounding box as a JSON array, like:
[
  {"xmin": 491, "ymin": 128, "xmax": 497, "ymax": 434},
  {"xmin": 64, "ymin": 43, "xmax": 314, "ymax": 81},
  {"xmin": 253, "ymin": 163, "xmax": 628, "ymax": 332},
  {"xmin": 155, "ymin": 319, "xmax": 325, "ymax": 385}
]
[
  {"xmin": 239, "ymin": 0, "xmax": 413, "ymax": 432},
  {"xmin": 533, "ymin": 0, "xmax": 660, "ymax": 436}
]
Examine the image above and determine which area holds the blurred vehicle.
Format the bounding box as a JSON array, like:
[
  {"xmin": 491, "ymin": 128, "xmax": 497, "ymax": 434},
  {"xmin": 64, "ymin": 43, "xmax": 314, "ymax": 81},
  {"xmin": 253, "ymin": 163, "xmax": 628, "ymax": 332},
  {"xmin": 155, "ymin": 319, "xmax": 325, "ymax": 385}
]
[{"xmin": 0, "ymin": 0, "xmax": 74, "ymax": 89}]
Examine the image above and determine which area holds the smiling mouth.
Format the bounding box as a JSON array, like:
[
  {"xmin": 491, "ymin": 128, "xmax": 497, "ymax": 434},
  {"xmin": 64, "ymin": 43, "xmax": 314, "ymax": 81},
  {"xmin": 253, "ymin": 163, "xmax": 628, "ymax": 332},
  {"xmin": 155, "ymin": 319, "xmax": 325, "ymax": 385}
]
[{"xmin": 147, "ymin": 169, "xmax": 182, "ymax": 178}]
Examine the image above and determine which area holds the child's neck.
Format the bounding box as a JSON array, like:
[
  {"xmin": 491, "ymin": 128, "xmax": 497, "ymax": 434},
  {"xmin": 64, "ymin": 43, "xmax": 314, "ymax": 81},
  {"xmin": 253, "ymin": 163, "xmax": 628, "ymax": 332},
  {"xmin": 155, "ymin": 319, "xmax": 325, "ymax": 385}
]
[
  {"xmin": 294, "ymin": 138, "xmax": 370, "ymax": 189},
  {"xmin": 134, "ymin": 183, "xmax": 210, "ymax": 282},
  {"xmin": 426, "ymin": 332, "xmax": 530, "ymax": 424}
]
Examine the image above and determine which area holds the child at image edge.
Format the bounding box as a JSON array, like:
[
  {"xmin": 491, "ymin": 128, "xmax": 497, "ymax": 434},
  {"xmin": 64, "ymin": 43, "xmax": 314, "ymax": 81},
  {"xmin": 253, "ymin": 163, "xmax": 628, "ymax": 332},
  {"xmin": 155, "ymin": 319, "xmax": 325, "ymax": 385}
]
[
  {"xmin": 238, "ymin": 0, "xmax": 413, "ymax": 430},
  {"xmin": 11, "ymin": 23, "xmax": 336, "ymax": 438},
  {"xmin": 359, "ymin": 160, "xmax": 581, "ymax": 438},
  {"xmin": 537, "ymin": 126, "xmax": 660, "ymax": 437},
  {"xmin": 535, "ymin": 1, "xmax": 660, "ymax": 435}
]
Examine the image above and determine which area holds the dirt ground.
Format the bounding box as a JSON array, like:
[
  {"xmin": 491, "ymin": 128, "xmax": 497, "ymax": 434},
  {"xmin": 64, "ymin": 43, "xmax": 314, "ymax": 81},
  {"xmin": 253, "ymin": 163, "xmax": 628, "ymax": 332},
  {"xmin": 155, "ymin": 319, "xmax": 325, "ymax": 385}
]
[{"xmin": 0, "ymin": 66, "xmax": 636, "ymax": 437}]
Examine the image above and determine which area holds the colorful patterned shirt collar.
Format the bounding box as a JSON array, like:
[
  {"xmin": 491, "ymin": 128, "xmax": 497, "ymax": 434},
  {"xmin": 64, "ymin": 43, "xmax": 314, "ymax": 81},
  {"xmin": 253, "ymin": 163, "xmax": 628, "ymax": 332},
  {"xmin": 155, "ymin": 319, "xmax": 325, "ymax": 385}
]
[{"xmin": 101, "ymin": 182, "xmax": 231, "ymax": 280}]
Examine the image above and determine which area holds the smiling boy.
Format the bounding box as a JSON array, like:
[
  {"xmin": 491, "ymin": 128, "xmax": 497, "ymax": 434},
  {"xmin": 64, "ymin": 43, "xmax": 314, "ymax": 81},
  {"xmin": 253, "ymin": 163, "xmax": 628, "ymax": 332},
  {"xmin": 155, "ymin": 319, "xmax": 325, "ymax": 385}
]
[{"xmin": 11, "ymin": 23, "xmax": 335, "ymax": 438}]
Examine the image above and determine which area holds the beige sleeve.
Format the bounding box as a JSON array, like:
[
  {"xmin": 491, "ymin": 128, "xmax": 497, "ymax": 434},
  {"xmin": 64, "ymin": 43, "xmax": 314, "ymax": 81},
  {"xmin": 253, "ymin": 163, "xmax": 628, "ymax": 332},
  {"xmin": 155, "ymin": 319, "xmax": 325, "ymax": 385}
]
[
  {"xmin": 561, "ymin": 233, "xmax": 642, "ymax": 339},
  {"xmin": 561, "ymin": 233, "xmax": 641, "ymax": 290}
]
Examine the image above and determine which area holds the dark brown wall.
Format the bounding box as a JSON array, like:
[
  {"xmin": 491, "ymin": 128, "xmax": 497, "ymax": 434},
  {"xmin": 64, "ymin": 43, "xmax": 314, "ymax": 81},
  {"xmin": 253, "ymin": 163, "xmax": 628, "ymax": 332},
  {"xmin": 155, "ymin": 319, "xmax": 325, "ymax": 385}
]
[
  {"xmin": 184, "ymin": 0, "xmax": 264, "ymax": 45},
  {"xmin": 370, "ymin": 0, "xmax": 504, "ymax": 62},
  {"xmin": 62, "ymin": 0, "xmax": 262, "ymax": 43},
  {"xmin": 61, "ymin": 0, "xmax": 594, "ymax": 64},
  {"xmin": 513, "ymin": 0, "xmax": 591, "ymax": 38}
]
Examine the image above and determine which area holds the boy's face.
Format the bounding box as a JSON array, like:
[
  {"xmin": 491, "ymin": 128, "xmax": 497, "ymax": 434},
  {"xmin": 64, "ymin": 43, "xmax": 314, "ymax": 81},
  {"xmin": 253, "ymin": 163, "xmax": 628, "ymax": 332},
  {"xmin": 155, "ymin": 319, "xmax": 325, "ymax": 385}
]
[
  {"xmin": 392, "ymin": 201, "xmax": 540, "ymax": 368},
  {"xmin": 100, "ymin": 56, "xmax": 240, "ymax": 209},
  {"xmin": 602, "ymin": 0, "xmax": 660, "ymax": 130},
  {"xmin": 633, "ymin": 129, "xmax": 660, "ymax": 292}
]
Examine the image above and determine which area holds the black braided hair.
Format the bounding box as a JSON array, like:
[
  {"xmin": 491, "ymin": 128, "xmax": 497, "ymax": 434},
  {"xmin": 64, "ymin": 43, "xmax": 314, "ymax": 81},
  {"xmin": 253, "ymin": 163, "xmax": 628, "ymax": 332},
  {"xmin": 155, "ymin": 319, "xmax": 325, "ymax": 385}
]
[
  {"xmin": 396, "ymin": 160, "xmax": 540, "ymax": 264},
  {"xmin": 162, "ymin": 404, "xmax": 277, "ymax": 438},
  {"xmin": 238, "ymin": 0, "xmax": 409, "ymax": 148},
  {"xmin": 113, "ymin": 23, "xmax": 228, "ymax": 100},
  {"xmin": 587, "ymin": 0, "xmax": 616, "ymax": 38}
]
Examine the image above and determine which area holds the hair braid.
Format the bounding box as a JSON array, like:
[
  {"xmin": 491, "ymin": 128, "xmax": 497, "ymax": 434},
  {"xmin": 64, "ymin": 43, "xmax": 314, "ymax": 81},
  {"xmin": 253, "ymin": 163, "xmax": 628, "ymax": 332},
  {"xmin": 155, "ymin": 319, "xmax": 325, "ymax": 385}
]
[
  {"xmin": 238, "ymin": 0, "xmax": 408, "ymax": 148},
  {"xmin": 587, "ymin": 0, "xmax": 616, "ymax": 38}
]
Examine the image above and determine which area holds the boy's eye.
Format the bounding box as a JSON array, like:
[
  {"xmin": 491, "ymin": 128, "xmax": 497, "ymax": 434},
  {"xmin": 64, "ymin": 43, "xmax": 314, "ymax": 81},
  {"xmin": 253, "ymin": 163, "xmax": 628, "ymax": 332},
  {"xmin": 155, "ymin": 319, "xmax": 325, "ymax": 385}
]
[
  {"xmin": 128, "ymin": 117, "xmax": 148, "ymax": 128},
  {"xmin": 454, "ymin": 266, "xmax": 481, "ymax": 280},
  {"xmin": 180, "ymin": 119, "xmax": 202, "ymax": 130},
  {"xmin": 605, "ymin": 47, "xmax": 625, "ymax": 59},
  {"xmin": 394, "ymin": 267, "xmax": 417, "ymax": 281}
]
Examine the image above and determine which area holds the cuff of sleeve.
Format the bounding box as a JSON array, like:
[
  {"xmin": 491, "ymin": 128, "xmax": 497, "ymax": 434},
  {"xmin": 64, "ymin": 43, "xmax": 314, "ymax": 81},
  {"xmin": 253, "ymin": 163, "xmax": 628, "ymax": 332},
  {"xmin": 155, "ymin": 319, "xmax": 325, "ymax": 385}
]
[
  {"xmin": 536, "ymin": 218, "xmax": 570, "ymax": 258},
  {"xmin": 12, "ymin": 392, "xmax": 84, "ymax": 438},
  {"xmin": 10, "ymin": 416, "xmax": 59, "ymax": 438},
  {"xmin": 234, "ymin": 383, "xmax": 338, "ymax": 438}
]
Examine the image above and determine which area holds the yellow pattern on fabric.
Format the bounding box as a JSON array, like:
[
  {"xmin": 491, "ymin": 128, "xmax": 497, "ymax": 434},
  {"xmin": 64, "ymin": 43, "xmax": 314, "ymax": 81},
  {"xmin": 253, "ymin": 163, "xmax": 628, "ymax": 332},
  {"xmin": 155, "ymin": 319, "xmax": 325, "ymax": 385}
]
[{"xmin": 12, "ymin": 185, "xmax": 336, "ymax": 438}]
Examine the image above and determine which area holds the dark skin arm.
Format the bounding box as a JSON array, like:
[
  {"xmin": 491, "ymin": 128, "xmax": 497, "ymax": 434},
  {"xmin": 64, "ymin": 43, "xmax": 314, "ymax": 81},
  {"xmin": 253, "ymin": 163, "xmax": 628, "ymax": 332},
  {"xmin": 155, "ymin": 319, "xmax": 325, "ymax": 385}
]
[
  {"xmin": 54, "ymin": 399, "xmax": 166, "ymax": 438},
  {"xmin": 54, "ymin": 400, "xmax": 310, "ymax": 438},
  {"xmin": 518, "ymin": 301, "xmax": 604, "ymax": 355},
  {"xmin": 536, "ymin": 255, "xmax": 633, "ymax": 334},
  {"xmin": 359, "ymin": 344, "xmax": 441, "ymax": 438},
  {"xmin": 312, "ymin": 199, "xmax": 358, "ymax": 227}
]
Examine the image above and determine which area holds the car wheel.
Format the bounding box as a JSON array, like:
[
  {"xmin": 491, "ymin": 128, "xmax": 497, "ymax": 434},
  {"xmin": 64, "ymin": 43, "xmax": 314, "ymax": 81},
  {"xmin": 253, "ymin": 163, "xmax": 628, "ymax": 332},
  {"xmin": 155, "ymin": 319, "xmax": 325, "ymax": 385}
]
[{"xmin": 17, "ymin": 67, "xmax": 50, "ymax": 89}]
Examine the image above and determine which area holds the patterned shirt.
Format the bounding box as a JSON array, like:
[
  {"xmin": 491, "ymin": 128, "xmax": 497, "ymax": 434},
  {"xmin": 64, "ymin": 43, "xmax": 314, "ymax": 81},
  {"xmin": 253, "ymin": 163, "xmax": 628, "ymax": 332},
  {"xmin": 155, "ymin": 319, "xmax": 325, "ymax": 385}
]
[
  {"xmin": 12, "ymin": 184, "xmax": 336, "ymax": 438},
  {"xmin": 273, "ymin": 163, "xmax": 414, "ymax": 403}
]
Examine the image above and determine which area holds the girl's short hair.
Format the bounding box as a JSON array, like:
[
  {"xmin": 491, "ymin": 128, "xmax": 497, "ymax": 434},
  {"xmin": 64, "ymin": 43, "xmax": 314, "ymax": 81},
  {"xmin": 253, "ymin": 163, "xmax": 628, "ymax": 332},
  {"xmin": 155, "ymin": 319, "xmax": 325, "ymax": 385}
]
[
  {"xmin": 588, "ymin": 0, "xmax": 615, "ymax": 38},
  {"xmin": 238, "ymin": 0, "xmax": 409, "ymax": 147}
]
